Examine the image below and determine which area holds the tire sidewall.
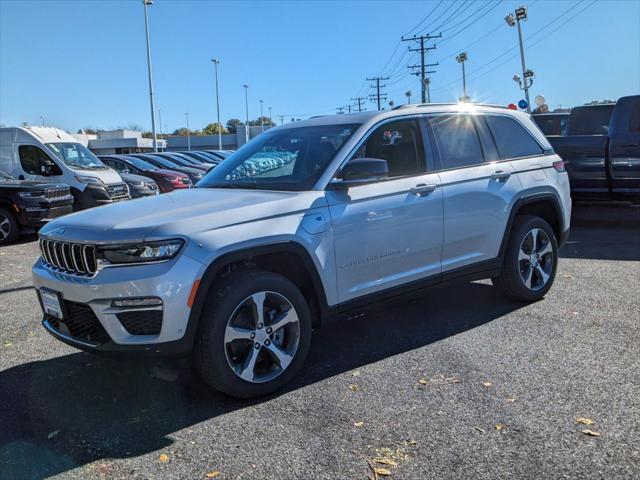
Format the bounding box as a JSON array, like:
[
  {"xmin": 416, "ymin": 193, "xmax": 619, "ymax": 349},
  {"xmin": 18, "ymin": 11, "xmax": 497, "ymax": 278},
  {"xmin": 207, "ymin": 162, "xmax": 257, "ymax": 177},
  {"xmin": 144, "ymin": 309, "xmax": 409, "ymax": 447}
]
[
  {"xmin": 0, "ymin": 208, "xmax": 19, "ymax": 245},
  {"xmin": 195, "ymin": 270, "xmax": 312, "ymax": 398},
  {"xmin": 503, "ymin": 216, "xmax": 559, "ymax": 301}
]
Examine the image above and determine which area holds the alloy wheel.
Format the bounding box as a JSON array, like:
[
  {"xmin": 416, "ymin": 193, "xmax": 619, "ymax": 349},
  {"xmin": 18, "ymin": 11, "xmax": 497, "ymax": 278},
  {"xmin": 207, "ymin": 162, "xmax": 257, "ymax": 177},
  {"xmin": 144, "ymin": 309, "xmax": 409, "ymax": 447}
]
[
  {"xmin": 0, "ymin": 214, "xmax": 11, "ymax": 241},
  {"xmin": 223, "ymin": 291, "xmax": 301, "ymax": 383},
  {"xmin": 518, "ymin": 228, "xmax": 554, "ymax": 291}
]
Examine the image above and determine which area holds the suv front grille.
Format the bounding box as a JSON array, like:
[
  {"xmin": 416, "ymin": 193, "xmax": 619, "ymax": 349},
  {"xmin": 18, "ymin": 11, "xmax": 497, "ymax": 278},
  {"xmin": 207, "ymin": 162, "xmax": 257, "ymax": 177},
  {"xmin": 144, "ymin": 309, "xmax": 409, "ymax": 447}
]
[
  {"xmin": 44, "ymin": 187, "xmax": 70, "ymax": 200},
  {"xmin": 106, "ymin": 182, "xmax": 129, "ymax": 200},
  {"xmin": 117, "ymin": 310, "xmax": 162, "ymax": 335},
  {"xmin": 40, "ymin": 238, "xmax": 97, "ymax": 276},
  {"xmin": 45, "ymin": 300, "xmax": 110, "ymax": 346},
  {"xmin": 145, "ymin": 182, "xmax": 158, "ymax": 191}
]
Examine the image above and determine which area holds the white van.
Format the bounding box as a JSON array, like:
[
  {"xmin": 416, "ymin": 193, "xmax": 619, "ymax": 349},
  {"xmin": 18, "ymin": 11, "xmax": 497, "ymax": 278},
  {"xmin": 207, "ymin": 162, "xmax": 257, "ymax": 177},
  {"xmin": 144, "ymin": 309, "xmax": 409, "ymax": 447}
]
[{"xmin": 0, "ymin": 126, "xmax": 130, "ymax": 209}]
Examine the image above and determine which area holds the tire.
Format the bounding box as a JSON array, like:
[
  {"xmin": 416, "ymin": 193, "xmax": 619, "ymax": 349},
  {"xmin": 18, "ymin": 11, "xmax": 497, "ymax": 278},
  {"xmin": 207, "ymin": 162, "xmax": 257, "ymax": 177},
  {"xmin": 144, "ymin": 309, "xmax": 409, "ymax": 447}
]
[
  {"xmin": 493, "ymin": 215, "xmax": 558, "ymax": 302},
  {"xmin": 193, "ymin": 270, "xmax": 312, "ymax": 398},
  {"xmin": 0, "ymin": 208, "xmax": 19, "ymax": 245}
]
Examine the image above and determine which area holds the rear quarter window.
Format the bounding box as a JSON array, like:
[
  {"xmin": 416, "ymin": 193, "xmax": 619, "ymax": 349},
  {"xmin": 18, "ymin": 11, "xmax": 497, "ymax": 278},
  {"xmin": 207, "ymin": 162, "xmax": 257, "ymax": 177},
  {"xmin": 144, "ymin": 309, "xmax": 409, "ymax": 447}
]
[{"xmin": 485, "ymin": 115, "xmax": 544, "ymax": 159}]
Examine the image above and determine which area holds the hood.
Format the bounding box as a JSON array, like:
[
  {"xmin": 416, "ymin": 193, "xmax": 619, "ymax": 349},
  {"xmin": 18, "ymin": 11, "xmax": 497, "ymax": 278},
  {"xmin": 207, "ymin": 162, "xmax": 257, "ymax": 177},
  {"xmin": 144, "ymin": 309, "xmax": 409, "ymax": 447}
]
[
  {"xmin": 0, "ymin": 180, "xmax": 68, "ymax": 189},
  {"xmin": 74, "ymin": 167, "xmax": 123, "ymax": 185},
  {"xmin": 40, "ymin": 188, "xmax": 327, "ymax": 243},
  {"xmin": 120, "ymin": 172, "xmax": 155, "ymax": 184}
]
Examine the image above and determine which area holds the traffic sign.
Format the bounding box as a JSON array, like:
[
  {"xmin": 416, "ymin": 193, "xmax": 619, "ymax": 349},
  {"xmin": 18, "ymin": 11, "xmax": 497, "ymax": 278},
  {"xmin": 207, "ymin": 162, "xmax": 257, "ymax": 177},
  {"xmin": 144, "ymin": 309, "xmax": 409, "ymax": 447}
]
[{"xmin": 518, "ymin": 99, "xmax": 528, "ymax": 110}]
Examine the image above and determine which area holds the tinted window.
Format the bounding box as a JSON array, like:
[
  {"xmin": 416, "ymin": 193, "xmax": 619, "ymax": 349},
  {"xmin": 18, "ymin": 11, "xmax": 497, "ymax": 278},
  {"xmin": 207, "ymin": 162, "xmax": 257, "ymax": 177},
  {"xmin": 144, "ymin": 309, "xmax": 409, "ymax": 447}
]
[
  {"xmin": 533, "ymin": 114, "xmax": 568, "ymax": 136},
  {"xmin": 351, "ymin": 119, "xmax": 425, "ymax": 177},
  {"xmin": 486, "ymin": 115, "xmax": 544, "ymax": 159},
  {"xmin": 629, "ymin": 101, "xmax": 640, "ymax": 133},
  {"xmin": 430, "ymin": 115, "xmax": 483, "ymax": 169},
  {"xmin": 18, "ymin": 145, "xmax": 60, "ymax": 175},
  {"xmin": 567, "ymin": 105, "xmax": 615, "ymax": 135}
]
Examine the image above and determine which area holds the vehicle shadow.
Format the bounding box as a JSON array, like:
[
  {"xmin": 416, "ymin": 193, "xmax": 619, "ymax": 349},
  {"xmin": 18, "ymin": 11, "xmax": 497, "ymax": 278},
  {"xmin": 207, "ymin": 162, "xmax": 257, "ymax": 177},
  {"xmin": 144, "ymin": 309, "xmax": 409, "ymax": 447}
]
[
  {"xmin": 0, "ymin": 280, "xmax": 522, "ymax": 479},
  {"xmin": 560, "ymin": 205, "xmax": 640, "ymax": 261}
]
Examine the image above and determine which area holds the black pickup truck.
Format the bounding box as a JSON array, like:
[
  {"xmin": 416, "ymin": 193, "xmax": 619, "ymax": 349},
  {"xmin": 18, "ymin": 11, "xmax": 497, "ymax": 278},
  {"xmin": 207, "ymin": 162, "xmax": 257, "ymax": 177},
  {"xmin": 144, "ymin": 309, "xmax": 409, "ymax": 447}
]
[
  {"xmin": 0, "ymin": 170, "xmax": 74, "ymax": 245},
  {"xmin": 546, "ymin": 95, "xmax": 640, "ymax": 202}
]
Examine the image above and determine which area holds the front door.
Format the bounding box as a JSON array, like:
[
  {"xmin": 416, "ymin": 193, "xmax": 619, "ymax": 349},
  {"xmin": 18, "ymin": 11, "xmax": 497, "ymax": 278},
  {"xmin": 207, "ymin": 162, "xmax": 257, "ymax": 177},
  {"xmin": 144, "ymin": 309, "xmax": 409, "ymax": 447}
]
[{"xmin": 326, "ymin": 118, "xmax": 443, "ymax": 303}]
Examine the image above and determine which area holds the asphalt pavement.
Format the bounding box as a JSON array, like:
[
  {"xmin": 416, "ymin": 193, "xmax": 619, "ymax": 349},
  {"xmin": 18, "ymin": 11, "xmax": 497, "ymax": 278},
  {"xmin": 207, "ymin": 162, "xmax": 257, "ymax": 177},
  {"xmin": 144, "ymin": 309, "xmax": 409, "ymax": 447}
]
[{"xmin": 0, "ymin": 205, "xmax": 639, "ymax": 480}]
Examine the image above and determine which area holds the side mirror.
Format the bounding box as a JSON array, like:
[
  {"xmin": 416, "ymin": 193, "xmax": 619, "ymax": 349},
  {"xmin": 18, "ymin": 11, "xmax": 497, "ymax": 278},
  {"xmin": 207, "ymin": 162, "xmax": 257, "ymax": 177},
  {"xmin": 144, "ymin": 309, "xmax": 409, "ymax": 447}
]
[
  {"xmin": 40, "ymin": 164, "xmax": 53, "ymax": 176},
  {"xmin": 330, "ymin": 157, "xmax": 389, "ymax": 188}
]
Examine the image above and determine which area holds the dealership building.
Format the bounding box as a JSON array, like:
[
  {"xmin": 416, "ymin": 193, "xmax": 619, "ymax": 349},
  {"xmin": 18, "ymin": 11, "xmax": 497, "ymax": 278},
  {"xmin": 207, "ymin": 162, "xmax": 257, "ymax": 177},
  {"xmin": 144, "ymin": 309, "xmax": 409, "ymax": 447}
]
[{"xmin": 72, "ymin": 129, "xmax": 167, "ymax": 155}]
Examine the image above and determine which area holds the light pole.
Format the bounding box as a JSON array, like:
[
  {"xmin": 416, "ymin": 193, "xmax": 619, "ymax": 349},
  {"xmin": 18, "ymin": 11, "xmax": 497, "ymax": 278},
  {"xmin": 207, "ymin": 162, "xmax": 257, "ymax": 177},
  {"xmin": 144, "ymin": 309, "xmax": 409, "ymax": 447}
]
[
  {"xmin": 268, "ymin": 106, "xmax": 272, "ymax": 127},
  {"xmin": 185, "ymin": 112, "xmax": 191, "ymax": 151},
  {"xmin": 243, "ymin": 84, "xmax": 249, "ymax": 143},
  {"xmin": 211, "ymin": 58, "xmax": 222, "ymax": 150},
  {"xmin": 259, "ymin": 99, "xmax": 264, "ymax": 132},
  {"xmin": 456, "ymin": 52, "xmax": 469, "ymax": 102},
  {"xmin": 506, "ymin": 6, "xmax": 533, "ymax": 113},
  {"xmin": 158, "ymin": 108, "xmax": 163, "ymax": 150},
  {"xmin": 40, "ymin": 115, "xmax": 45, "ymax": 127},
  {"xmin": 142, "ymin": 0, "xmax": 158, "ymax": 152},
  {"xmin": 404, "ymin": 91, "xmax": 412, "ymax": 105}
]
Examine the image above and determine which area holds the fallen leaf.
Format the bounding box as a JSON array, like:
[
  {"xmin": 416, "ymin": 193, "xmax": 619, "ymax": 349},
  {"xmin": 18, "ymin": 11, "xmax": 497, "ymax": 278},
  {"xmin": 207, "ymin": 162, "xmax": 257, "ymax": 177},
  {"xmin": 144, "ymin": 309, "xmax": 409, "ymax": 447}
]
[
  {"xmin": 506, "ymin": 397, "xmax": 516, "ymax": 403},
  {"xmin": 348, "ymin": 383, "xmax": 358, "ymax": 392},
  {"xmin": 562, "ymin": 273, "xmax": 573, "ymax": 278},
  {"xmin": 354, "ymin": 421, "xmax": 364, "ymax": 427},
  {"xmin": 418, "ymin": 378, "xmax": 429, "ymax": 385},
  {"xmin": 474, "ymin": 426, "xmax": 485, "ymax": 433},
  {"xmin": 576, "ymin": 417, "xmax": 594, "ymax": 425},
  {"xmin": 205, "ymin": 471, "xmax": 221, "ymax": 478},
  {"xmin": 373, "ymin": 457, "xmax": 398, "ymax": 467},
  {"xmin": 3, "ymin": 342, "xmax": 11, "ymax": 347},
  {"xmin": 483, "ymin": 381, "xmax": 492, "ymax": 387},
  {"xmin": 159, "ymin": 453, "xmax": 169, "ymax": 463},
  {"xmin": 407, "ymin": 439, "xmax": 417, "ymax": 445},
  {"xmin": 352, "ymin": 371, "xmax": 361, "ymax": 377},
  {"xmin": 47, "ymin": 430, "xmax": 60, "ymax": 440},
  {"xmin": 373, "ymin": 467, "xmax": 392, "ymax": 476},
  {"xmin": 582, "ymin": 429, "xmax": 600, "ymax": 437},
  {"xmin": 495, "ymin": 423, "xmax": 505, "ymax": 431}
]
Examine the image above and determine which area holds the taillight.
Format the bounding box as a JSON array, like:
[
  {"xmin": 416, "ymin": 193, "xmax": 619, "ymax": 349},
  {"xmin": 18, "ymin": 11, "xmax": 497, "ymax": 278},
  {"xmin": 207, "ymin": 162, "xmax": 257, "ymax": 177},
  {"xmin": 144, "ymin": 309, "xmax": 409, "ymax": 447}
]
[{"xmin": 552, "ymin": 160, "xmax": 566, "ymax": 173}]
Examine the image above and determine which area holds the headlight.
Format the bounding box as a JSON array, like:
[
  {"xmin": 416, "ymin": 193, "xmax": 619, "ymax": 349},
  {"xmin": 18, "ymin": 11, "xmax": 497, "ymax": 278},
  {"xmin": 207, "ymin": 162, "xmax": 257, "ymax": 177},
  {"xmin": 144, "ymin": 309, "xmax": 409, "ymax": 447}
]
[
  {"xmin": 128, "ymin": 180, "xmax": 144, "ymax": 187},
  {"xmin": 18, "ymin": 190, "xmax": 45, "ymax": 198},
  {"xmin": 98, "ymin": 239, "xmax": 184, "ymax": 265},
  {"xmin": 193, "ymin": 173, "xmax": 203, "ymax": 179},
  {"xmin": 75, "ymin": 175, "xmax": 104, "ymax": 185}
]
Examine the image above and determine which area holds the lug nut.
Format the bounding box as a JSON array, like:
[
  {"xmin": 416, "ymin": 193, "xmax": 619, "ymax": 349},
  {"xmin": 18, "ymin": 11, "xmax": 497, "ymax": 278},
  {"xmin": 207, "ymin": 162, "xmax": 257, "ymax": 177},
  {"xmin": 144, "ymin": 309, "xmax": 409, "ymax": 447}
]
[
  {"xmin": 257, "ymin": 323, "xmax": 263, "ymax": 329},
  {"xmin": 266, "ymin": 327, "xmax": 272, "ymax": 334},
  {"xmin": 250, "ymin": 332, "xmax": 255, "ymax": 339},
  {"xmin": 255, "ymin": 343, "xmax": 260, "ymax": 349},
  {"xmin": 264, "ymin": 339, "xmax": 271, "ymax": 346}
]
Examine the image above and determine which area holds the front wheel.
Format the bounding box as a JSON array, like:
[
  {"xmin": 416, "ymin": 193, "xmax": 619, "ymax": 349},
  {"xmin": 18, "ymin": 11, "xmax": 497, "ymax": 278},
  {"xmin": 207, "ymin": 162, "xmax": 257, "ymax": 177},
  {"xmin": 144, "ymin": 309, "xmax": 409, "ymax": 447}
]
[
  {"xmin": 194, "ymin": 270, "xmax": 312, "ymax": 398},
  {"xmin": 493, "ymin": 215, "xmax": 558, "ymax": 302},
  {"xmin": 0, "ymin": 208, "xmax": 19, "ymax": 245}
]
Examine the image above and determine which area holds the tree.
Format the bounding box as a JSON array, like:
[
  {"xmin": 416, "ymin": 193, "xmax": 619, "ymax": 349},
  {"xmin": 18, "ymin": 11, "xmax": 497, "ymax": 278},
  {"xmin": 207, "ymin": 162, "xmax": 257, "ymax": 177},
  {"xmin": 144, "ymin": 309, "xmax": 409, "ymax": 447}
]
[
  {"xmin": 78, "ymin": 127, "xmax": 98, "ymax": 134},
  {"xmin": 585, "ymin": 100, "xmax": 616, "ymax": 105},
  {"xmin": 172, "ymin": 127, "xmax": 191, "ymax": 136},
  {"xmin": 226, "ymin": 118, "xmax": 243, "ymax": 133},
  {"xmin": 247, "ymin": 116, "xmax": 275, "ymax": 127},
  {"xmin": 203, "ymin": 122, "xmax": 228, "ymax": 135}
]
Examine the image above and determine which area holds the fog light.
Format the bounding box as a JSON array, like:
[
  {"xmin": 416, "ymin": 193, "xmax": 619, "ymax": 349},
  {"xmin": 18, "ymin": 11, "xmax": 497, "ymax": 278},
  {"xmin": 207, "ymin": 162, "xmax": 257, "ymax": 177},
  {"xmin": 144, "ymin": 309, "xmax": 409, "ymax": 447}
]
[{"xmin": 111, "ymin": 298, "xmax": 162, "ymax": 308}]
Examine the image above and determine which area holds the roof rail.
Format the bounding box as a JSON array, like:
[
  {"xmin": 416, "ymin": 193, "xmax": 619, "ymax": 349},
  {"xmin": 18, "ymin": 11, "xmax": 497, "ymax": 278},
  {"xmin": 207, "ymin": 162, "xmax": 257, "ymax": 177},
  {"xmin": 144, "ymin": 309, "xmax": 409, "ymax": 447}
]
[{"xmin": 394, "ymin": 102, "xmax": 511, "ymax": 110}]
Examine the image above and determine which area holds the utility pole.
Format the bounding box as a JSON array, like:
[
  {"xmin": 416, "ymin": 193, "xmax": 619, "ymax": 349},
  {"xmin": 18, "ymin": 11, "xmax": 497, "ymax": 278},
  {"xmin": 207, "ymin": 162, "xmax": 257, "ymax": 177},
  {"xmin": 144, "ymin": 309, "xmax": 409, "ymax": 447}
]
[
  {"xmin": 268, "ymin": 106, "xmax": 272, "ymax": 127},
  {"xmin": 158, "ymin": 108, "xmax": 164, "ymax": 149},
  {"xmin": 40, "ymin": 115, "xmax": 45, "ymax": 127},
  {"xmin": 336, "ymin": 106, "xmax": 345, "ymax": 115},
  {"xmin": 211, "ymin": 58, "xmax": 222, "ymax": 149},
  {"xmin": 259, "ymin": 99, "xmax": 264, "ymax": 132},
  {"xmin": 366, "ymin": 76, "xmax": 389, "ymax": 111},
  {"xmin": 351, "ymin": 96, "xmax": 367, "ymax": 112},
  {"xmin": 142, "ymin": 0, "xmax": 158, "ymax": 152},
  {"xmin": 184, "ymin": 112, "xmax": 191, "ymax": 151},
  {"xmin": 506, "ymin": 7, "xmax": 534, "ymax": 113},
  {"xmin": 243, "ymin": 84, "xmax": 249, "ymax": 143},
  {"xmin": 456, "ymin": 52, "xmax": 469, "ymax": 102},
  {"xmin": 402, "ymin": 33, "xmax": 441, "ymax": 103},
  {"xmin": 278, "ymin": 115, "xmax": 285, "ymax": 125}
]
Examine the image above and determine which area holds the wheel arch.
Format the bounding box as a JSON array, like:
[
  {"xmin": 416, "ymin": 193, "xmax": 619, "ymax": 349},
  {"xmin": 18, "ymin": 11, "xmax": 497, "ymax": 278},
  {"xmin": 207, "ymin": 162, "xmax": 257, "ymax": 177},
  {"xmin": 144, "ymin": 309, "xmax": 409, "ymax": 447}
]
[{"xmin": 183, "ymin": 242, "xmax": 329, "ymax": 352}]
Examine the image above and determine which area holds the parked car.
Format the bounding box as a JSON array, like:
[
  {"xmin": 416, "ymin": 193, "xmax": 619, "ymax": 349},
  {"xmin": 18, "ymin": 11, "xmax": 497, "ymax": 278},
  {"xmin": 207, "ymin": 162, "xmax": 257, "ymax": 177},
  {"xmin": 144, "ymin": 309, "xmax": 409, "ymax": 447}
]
[
  {"xmin": 0, "ymin": 126, "xmax": 129, "ymax": 209},
  {"xmin": 119, "ymin": 172, "xmax": 159, "ymax": 198},
  {"xmin": 205, "ymin": 150, "xmax": 232, "ymax": 162},
  {"xmin": 154, "ymin": 152, "xmax": 212, "ymax": 172},
  {"xmin": 33, "ymin": 104, "xmax": 571, "ymax": 399},
  {"xmin": 0, "ymin": 169, "xmax": 73, "ymax": 244},
  {"xmin": 129, "ymin": 153, "xmax": 205, "ymax": 183},
  {"xmin": 99, "ymin": 155, "xmax": 191, "ymax": 193},
  {"xmin": 532, "ymin": 112, "xmax": 570, "ymax": 136},
  {"xmin": 545, "ymin": 95, "xmax": 640, "ymax": 201},
  {"xmin": 175, "ymin": 151, "xmax": 220, "ymax": 165}
]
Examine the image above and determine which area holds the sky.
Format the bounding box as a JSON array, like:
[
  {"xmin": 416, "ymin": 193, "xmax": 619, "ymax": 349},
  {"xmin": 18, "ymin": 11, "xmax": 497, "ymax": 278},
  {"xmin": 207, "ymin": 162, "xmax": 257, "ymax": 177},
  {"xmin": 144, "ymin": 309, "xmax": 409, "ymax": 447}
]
[{"xmin": 0, "ymin": 0, "xmax": 639, "ymax": 134}]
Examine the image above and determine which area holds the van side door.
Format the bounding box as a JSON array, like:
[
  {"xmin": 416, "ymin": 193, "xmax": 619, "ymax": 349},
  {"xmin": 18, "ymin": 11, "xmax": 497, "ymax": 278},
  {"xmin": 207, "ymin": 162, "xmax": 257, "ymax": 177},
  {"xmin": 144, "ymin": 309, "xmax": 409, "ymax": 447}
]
[
  {"xmin": 608, "ymin": 96, "xmax": 640, "ymax": 196},
  {"xmin": 428, "ymin": 113, "xmax": 521, "ymax": 274}
]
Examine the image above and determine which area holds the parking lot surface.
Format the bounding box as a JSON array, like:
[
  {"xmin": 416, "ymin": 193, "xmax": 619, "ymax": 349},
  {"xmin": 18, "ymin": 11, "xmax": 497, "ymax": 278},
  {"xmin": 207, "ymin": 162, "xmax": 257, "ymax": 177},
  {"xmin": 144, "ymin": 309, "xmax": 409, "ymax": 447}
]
[{"xmin": 1, "ymin": 206, "xmax": 639, "ymax": 480}]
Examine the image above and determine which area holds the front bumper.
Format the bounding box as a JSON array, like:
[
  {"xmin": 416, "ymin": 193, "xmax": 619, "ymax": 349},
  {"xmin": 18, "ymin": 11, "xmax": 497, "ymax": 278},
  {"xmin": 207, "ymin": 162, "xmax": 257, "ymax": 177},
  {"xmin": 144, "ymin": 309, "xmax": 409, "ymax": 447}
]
[
  {"xmin": 18, "ymin": 204, "xmax": 73, "ymax": 229},
  {"xmin": 74, "ymin": 184, "xmax": 130, "ymax": 209},
  {"xmin": 32, "ymin": 252, "xmax": 206, "ymax": 356}
]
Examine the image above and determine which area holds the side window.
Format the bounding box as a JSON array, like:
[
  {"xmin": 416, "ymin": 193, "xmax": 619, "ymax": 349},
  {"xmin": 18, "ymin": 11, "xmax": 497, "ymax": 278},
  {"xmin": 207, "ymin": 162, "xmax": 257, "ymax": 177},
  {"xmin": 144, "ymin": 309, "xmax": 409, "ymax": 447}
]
[
  {"xmin": 18, "ymin": 145, "xmax": 60, "ymax": 175},
  {"xmin": 352, "ymin": 119, "xmax": 425, "ymax": 177},
  {"xmin": 629, "ymin": 101, "xmax": 640, "ymax": 133},
  {"xmin": 486, "ymin": 115, "xmax": 544, "ymax": 159},
  {"xmin": 429, "ymin": 115, "xmax": 484, "ymax": 169}
]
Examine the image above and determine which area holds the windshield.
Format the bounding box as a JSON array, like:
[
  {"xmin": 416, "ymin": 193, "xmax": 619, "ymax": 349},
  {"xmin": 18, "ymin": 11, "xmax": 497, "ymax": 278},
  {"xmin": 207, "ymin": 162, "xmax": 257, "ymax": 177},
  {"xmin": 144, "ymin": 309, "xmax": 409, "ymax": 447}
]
[
  {"xmin": 122, "ymin": 156, "xmax": 158, "ymax": 171},
  {"xmin": 198, "ymin": 124, "xmax": 360, "ymax": 191},
  {"xmin": 46, "ymin": 142, "xmax": 106, "ymax": 170}
]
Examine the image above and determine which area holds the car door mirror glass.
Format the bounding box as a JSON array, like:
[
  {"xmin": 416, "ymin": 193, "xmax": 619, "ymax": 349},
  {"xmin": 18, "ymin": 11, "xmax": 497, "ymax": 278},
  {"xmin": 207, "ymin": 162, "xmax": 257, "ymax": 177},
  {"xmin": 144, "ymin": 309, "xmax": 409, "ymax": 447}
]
[{"xmin": 330, "ymin": 157, "xmax": 389, "ymax": 187}]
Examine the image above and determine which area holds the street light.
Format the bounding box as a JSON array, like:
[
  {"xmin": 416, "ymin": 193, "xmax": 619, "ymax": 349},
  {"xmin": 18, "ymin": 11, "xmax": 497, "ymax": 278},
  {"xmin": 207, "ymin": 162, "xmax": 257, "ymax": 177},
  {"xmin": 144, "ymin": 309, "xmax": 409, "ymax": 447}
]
[
  {"xmin": 185, "ymin": 112, "xmax": 191, "ymax": 151},
  {"xmin": 456, "ymin": 51, "xmax": 470, "ymax": 102},
  {"xmin": 506, "ymin": 5, "xmax": 533, "ymax": 113},
  {"xmin": 243, "ymin": 84, "xmax": 249, "ymax": 143},
  {"xmin": 211, "ymin": 58, "xmax": 222, "ymax": 150},
  {"xmin": 404, "ymin": 90, "xmax": 412, "ymax": 104},
  {"xmin": 259, "ymin": 99, "xmax": 264, "ymax": 133},
  {"xmin": 268, "ymin": 106, "xmax": 272, "ymax": 127},
  {"xmin": 142, "ymin": 0, "xmax": 158, "ymax": 152},
  {"xmin": 40, "ymin": 115, "xmax": 45, "ymax": 127}
]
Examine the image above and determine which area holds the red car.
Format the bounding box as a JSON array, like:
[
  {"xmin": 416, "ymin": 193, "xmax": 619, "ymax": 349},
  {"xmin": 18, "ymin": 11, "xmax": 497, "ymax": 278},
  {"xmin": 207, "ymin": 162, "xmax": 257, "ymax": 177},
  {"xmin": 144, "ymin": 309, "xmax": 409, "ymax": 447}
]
[{"xmin": 100, "ymin": 155, "xmax": 191, "ymax": 193}]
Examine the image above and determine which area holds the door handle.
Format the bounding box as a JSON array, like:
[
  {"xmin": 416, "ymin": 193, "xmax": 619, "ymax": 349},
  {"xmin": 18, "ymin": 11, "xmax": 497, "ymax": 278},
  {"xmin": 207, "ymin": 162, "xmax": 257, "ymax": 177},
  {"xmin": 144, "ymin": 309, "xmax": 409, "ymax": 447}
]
[
  {"xmin": 410, "ymin": 183, "xmax": 437, "ymax": 196},
  {"xmin": 491, "ymin": 170, "xmax": 512, "ymax": 181}
]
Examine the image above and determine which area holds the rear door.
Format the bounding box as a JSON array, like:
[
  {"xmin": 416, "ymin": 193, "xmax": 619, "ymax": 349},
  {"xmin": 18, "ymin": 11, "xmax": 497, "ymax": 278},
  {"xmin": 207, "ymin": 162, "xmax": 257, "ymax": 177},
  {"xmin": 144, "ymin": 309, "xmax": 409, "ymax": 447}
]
[
  {"xmin": 428, "ymin": 113, "xmax": 521, "ymax": 273},
  {"xmin": 608, "ymin": 96, "xmax": 640, "ymax": 195}
]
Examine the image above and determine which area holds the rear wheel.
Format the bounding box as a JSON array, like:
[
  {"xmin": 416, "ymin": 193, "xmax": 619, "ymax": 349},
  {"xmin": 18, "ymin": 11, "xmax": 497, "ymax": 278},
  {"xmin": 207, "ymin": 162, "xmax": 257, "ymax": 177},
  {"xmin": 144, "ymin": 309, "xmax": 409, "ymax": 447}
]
[
  {"xmin": 0, "ymin": 208, "xmax": 19, "ymax": 245},
  {"xmin": 194, "ymin": 270, "xmax": 312, "ymax": 398},
  {"xmin": 493, "ymin": 215, "xmax": 558, "ymax": 302}
]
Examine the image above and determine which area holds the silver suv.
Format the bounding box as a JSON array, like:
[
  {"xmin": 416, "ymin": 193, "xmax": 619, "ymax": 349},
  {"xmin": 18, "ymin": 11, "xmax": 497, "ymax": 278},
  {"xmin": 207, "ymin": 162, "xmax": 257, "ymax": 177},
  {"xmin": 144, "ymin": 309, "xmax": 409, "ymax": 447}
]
[{"xmin": 33, "ymin": 104, "xmax": 571, "ymax": 398}]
